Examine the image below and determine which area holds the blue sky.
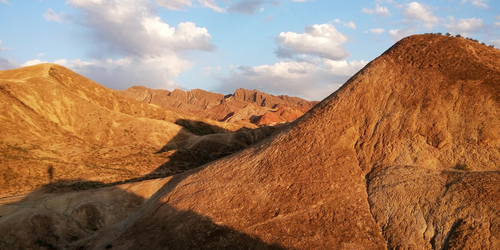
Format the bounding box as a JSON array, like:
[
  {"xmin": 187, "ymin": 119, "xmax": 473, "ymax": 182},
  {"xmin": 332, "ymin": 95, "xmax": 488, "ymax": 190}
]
[{"xmin": 0, "ymin": 0, "xmax": 499, "ymax": 100}]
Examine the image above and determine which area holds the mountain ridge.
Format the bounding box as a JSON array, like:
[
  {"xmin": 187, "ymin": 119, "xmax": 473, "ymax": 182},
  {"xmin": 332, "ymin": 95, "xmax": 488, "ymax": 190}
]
[
  {"xmin": 121, "ymin": 85, "xmax": 318, "ymax": 126},
  {"xmin": 0, "ymin": 63, "xmax": 280, "ymax": 197},
  {"xmin": 1, "ymin": 34, "xmax": 500, "ymax": 249}
]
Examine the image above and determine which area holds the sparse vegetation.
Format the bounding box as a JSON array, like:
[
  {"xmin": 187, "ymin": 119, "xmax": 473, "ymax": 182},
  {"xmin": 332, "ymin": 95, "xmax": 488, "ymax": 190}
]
[
  {"xmin": 455, "ymin": 164, "xmax": 471, "ymax": 171},
  {"xmin": 423, "ymin": 32, "xmax": 498, "ymax": 50}
]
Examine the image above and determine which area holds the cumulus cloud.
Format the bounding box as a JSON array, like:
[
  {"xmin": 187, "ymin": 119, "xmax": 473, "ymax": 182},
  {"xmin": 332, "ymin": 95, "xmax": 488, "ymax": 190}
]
[
  {"xmin": 444, "ymin": 17, "xmax": 483, "ymax": 36},
  {"xmin": 217, "ymin": 59, "xmax": 367, "ymax": 101},
  {"xmin": 403, "ymin": 2, "xmax": 439, "ymax": 29},
  {"xmin": 389, "ymin": 28, "xmax": 415, "ymax": 41},
  {"xmin": 227, "ymin": 0, "xmax": 265, "ymax": 15},
  {"xmin": 361, "ymin": 4, "xmax": 391, "ymax": 17},
  {"xmin": 43, "ymin": 8, "xmax": 71, "ymax": 22},
  {"xmin": 275, "ymin": 24, "xmax": 349, "ymax": 61},
  {"xmin": 52, "ymin": 0, "xmax": 217, "ymax": 90},
  {"xmin": 461, "ymin": 0, "xmax": 489, "ymax": 8},
  {"xmin": 55, "ymin": 55, "xmax": 188, "ymax": 90},
  {"xmin": 68, "ymin": 0, "xmax": 216, "ymax": 56},
  {"xmin": 370, "ymin": 28, "xmax": 385, "ymax": 34}
]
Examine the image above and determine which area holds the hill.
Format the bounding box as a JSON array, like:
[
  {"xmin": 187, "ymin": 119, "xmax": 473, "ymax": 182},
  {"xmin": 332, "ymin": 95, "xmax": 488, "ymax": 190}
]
[
  {"xmin": 1, "ymin": 34, "xmax": 500, "ymax": 249},
  {"xmin": 0, "ymin": 64, "xmax": 277, "ymax": 197},
  {"xmin": 121, "ymin": 86, "xmax": 318, "ymax": 126}
]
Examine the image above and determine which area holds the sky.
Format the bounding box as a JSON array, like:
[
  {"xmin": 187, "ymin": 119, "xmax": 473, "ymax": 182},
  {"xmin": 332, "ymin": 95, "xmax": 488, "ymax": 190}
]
[{"xmin": 0, "ymin": 0, "xmax": 499, "ymax": 101}]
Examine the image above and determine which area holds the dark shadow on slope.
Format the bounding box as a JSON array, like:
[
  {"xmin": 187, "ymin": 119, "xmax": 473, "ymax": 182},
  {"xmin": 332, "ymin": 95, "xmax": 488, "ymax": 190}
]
[
  {"xmin": 143, "ymin": 120, "xmax": 280, "ymax": 179},
  {"xmin": 175, "ymin": 118, "xmax": 231, "ymax": 135},
  {"xmin": 40, "ymin": 120, "xmax": 279, "ymax": 194},
  {"xmin": 0, "ymin": 175, "xmax": 287, "ymax": 250}
]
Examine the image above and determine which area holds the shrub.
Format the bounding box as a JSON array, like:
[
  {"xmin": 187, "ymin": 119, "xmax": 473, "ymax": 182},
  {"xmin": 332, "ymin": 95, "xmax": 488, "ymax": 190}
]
[{"xmin": 455, "ymin": 164, "xmax": 470, "ymax": 171}]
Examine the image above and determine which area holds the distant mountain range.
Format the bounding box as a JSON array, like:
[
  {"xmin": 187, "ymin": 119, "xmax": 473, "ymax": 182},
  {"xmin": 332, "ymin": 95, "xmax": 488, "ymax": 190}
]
[{"xmin": 121, "ymin": 86, "xmax": 318, "ymax": 126}]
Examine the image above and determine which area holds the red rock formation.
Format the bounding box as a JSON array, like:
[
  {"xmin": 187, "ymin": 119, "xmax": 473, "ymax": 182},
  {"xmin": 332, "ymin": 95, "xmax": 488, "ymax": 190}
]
[{"xmin": 121, "ymin": 86, "xmax": 317, "ymax": 126}]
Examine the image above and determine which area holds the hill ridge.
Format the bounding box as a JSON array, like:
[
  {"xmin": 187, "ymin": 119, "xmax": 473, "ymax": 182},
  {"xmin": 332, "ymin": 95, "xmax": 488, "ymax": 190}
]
[{"xmin": 1, "ymin": 34, "xmax": 500, "ymax": 249}]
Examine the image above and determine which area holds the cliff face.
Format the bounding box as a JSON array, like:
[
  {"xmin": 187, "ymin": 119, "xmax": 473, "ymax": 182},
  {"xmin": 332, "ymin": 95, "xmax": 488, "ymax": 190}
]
[
  {"xmin": 121, "ymin": 86, "xmax": 318, "ymax": 126},
  {"xmin": 1, "ymin": 34, "xmax": 500, "ymax": 250}
]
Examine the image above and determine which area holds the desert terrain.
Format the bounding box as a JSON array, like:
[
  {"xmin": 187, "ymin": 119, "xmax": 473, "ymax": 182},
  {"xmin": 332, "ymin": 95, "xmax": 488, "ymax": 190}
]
[{"xmin": 1, "ymin": 34, "xmax": 500, "ymax": 249}]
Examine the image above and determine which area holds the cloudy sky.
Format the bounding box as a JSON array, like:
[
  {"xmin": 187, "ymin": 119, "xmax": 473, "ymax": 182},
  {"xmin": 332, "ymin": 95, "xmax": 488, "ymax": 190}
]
[{"xmin": 0, "ymin": 0, "xmax": 499, "ymax": 100}]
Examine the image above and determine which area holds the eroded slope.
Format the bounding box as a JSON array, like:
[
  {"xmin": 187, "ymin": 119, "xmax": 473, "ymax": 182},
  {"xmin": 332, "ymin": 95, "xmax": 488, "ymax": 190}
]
[{"xmin": 1, "ymin": 34, "xmax": 499, "ymax": 250}]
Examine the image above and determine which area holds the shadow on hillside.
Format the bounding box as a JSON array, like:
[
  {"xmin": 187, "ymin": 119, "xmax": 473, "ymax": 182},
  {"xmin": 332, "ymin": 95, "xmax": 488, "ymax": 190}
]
[
  {"xmin": 41, "ymin": 119, "xmax": 278, "ymax": 193},
  {"xmin": 0, "ymin": 171, "xmax": 286, "ymax": 250}
]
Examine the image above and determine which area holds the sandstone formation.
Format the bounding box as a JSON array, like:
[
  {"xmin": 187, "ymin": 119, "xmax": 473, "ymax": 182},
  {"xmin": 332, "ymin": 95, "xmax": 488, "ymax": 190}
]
[
  {"xmin": 121, "ymin": 86, "xmax": 318, "ymax": 126},
  {"xmin": 1, "ymin": 34, "xmax": 500, "ymax": 249},
  {"xmin": 0, "ymin": 64, "xmax": 276, "ymax": 197}
]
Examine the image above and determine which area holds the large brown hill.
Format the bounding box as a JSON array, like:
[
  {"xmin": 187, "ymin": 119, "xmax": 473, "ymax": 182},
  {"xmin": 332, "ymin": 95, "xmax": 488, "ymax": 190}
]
[
  {"xmin": 121, "ymin": 86, "xmax": 318, "ymax": 126},
  {"xmin": 1, "ymin": 34, "xmax": 500, "ymax": 249},
  {"xmin": 0, "ymin": 64, "xmax": 276, "ymax": 197}
]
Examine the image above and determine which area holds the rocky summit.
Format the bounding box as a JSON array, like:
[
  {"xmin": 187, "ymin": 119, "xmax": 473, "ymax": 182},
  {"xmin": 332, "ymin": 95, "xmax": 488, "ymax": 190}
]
[
  {"xmin": 1, "ymin": 34, "xmax": 500, "ymax": 250},
  {"xmin": 121, "ymin": 86, "xmax": 317, "ymax": 127}
]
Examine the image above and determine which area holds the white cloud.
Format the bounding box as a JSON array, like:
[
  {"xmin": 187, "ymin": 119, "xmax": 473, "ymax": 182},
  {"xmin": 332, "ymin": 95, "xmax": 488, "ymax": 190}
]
[
  {"xmin": 38, "ymin": 53, "xmax": 45, "ymax": 56},
  {"xmin": 361, "ymin": 4, "xmax": 391, "ymax": 17},
  {"xmin": 370, "ymin": 28, "xmax": 385, "ymax": 34},
  {"xmin": 275, "ymin": 24, "xmax": 350, "ymax": 61},
  {"xmin": 55, "ymin": 55, "xmax": 188, "ymax": 90},
  {"xmin": 461, "ymin": 0, "xmax": 489, "ymax": 8},
  {"xmin": 0, "ymin": 0, "xmax": 10, "ymax": 5},
  {"xmin": 59, "ymin": 0, "xmax": 216, "ymax": 90},
  {"xmin": 495, "ymin": 22, "xmax": 500, "ymax": 27},
  {"xmin": 217, "ymin": 59, "xmax": 367, "ymax": 101},
  {"xmin": 53, "ymin": 59, "xmax": 68, "ymax": 65},
  {"xmin": 43, "ymin": 8, "xmax": 71, "ymax": 22},
  {"xmin": 389, "ymin": 28, "xmax": 415, "ymax": 41},
  {"xmin": 403, "ymin": 2, "xmax": 439, "ymax": 29},
  {"xmin": 333, "ymin": 19, "xmax": 356, "ymax": 29},
  {"xmin": 68, "ymin": 0, "xmax": 216, "ymax": 55},
  {"xmin": 20, "ymin": 59, "xmax": 49, "ymax": 67},
  {"xmin": 444, "ymin": 17, "xmax": 483, "ymax": 36},
  {"xmin": 344, "ymin": 21, "xmax": 356, "ymax": 29}
]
